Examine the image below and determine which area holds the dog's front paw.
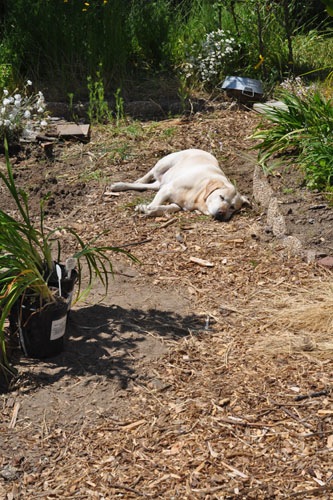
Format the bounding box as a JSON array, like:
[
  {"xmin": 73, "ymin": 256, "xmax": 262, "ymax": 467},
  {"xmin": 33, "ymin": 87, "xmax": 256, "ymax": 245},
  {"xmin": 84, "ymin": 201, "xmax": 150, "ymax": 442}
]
[
  {"xmin": 109, "ymin": 182, "xmax": 127, "ymax": 192},
  {"xmin": 135, "ymin": 204, "xmax": 149, "ymax": 214}
]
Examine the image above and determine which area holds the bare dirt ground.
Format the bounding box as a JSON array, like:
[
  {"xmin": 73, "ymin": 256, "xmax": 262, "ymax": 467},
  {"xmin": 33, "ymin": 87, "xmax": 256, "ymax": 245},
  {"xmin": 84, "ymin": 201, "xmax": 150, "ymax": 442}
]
[{"xmin": 1, "ymin": 103, "xmax": 333, "ymax": 499}]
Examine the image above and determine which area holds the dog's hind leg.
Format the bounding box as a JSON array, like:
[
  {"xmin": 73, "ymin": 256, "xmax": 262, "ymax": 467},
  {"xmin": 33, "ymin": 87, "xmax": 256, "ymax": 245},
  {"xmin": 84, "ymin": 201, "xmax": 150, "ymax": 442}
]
[
  {"xmin": 109, "ymin": 180, "xmax": 160, "ymax": 192},
  {"xmin": 135, "ymin": 153, "xmax": 178, "ymax": 184},
  {"xmin": 134, "ymin": 169, "xmax": 156, "ymax": 184},
  {"xmin": 135, "ymin": 185, "xmax": 181, "ymax": 216},
  {"xmin": 110, "ymin": 152, "xmax": 177, "ymax": 192}
]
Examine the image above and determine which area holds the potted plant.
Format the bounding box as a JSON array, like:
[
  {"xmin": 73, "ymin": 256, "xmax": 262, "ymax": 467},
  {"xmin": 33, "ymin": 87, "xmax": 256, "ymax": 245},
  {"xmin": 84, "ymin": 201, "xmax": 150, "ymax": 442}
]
[{"xmin": 0, "ymin": 138, "xmax": 137, "ymax": 371}]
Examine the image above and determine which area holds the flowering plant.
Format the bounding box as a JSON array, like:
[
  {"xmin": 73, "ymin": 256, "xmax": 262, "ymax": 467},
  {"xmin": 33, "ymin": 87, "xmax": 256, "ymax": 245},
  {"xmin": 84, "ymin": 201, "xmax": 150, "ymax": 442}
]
[
  {"xmin": 279, "ymin": 76, "xmax": 317, "ymax": 99},
  {"xmin": 182, "ymin": 29, "xmax": 241, "ymax": 87},
  {"xmin": 0, "ymin": 80, "xmax": 48, "ymax": 144}
]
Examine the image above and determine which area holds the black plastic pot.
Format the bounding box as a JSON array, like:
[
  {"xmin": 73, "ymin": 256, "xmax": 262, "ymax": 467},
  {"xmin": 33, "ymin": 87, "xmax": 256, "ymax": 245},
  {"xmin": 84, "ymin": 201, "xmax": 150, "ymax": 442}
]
[
  {"xmin": 10, "ymin": 263, "xmax": 78, "ymax": 359},
  {"xmin": 17, "ymin": 297, "xmax": 69, "ymax": 358}
]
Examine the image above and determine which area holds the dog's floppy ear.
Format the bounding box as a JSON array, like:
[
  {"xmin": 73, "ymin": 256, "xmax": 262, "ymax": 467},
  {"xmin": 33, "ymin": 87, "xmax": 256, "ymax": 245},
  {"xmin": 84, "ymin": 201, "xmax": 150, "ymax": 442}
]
[{"xmin": 202, "ymin": 180, "xmax": 225, "ymax": 201}]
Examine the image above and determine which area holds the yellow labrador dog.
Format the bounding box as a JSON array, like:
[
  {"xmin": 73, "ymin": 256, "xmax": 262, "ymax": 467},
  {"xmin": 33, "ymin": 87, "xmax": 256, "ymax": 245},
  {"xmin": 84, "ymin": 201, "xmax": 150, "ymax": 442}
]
[{"xmin": 109, "ymin": 149, "xmax": 250, "ymax": 221}]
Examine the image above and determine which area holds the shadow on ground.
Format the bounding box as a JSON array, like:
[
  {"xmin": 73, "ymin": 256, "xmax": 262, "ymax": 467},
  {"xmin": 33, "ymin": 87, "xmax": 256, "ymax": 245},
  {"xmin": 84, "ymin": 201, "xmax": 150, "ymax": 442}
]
[{"xmin": 9, "ymin": 304, "xmax": 206, "ymax": 392}]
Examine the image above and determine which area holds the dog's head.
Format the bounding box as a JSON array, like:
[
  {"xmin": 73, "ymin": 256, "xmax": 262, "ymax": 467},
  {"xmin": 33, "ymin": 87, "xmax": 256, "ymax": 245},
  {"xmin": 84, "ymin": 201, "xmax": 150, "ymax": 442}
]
[{"xmin": 205, "ymin": 183, "xmax": 250, "ymax": 221}]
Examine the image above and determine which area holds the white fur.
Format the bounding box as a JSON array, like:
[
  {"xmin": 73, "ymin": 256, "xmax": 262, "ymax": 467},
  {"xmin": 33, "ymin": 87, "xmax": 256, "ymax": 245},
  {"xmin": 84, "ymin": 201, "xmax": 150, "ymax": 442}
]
[{"xmin": 109, "ymin": 149, "xmax": 250, "ymax": 220}]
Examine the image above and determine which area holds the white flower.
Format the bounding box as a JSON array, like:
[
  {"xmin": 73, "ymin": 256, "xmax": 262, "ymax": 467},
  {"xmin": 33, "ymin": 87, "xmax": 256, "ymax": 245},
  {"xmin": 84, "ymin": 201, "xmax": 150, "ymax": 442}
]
[
  {"xmin": 26, "ymin": 80, "xmax": 32, "ymax": 86},
  {"xmin": 40, "ymin": 120, "xmax": 48, "ymax": 127},
  {"xmin": 3, "ymin": 98, "xmax": 10, "ymax": 106},
  {"xmin": 3, "ymin": 89, "xmax": 9, "ymax": 96},
  {"xmin": 24, "ymin": 110, "xmax": 31, "ymax": 119}
]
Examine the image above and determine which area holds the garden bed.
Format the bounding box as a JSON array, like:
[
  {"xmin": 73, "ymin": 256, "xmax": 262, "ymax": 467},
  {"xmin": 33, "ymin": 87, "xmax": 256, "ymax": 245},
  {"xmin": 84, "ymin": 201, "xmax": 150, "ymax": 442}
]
[{"xmin": 1, "ymin": 105, "xmax": 332, "ymax": 499}]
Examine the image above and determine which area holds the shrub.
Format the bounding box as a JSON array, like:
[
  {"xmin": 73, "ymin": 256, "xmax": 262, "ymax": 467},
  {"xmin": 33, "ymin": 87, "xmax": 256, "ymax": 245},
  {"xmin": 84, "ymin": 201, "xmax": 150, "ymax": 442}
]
[
  {"xmin": 182, "ymin": 29, "xmax": 241, "ymax": 88},
  {"xmin": 252, "ymin": 85, "xmax": 333, "ymax": 190}
]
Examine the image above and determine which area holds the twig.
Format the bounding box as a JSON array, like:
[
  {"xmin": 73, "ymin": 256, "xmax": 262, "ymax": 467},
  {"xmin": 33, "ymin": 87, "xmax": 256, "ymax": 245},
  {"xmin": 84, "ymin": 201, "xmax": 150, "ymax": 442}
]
[
  {"xmin": 157, "ymin": 218, "xmax": 177, "ymax": 229},
  {"xmin": 215, "ymin": 417, "xmax": 276, "ymax": 428},
  {"xmin": 118, "ymin": 237, "xmax": 153, "ymax": 248},
  {"xmin": 191, "ymin": 485, "xmax": 228, "ymax": 494},
  {"xmin": 304, "ymin": 429, "xmax": 333, "ymax": 438},
  {"xmin": 288, "ymin": 483, "xmax": 333, "ymax": 497},
  {"xmin": 8, "ymin": 402, "xmax": 20, "ymax": 429},
  {"xmin": 112, "ymin": 483, "xmax": 151, "ymax": 497},
  {"xmin": 270, "ymin": 400, "xmax": 314, "ymax": 431},
  {"xmin": 294, "ymin": 389, "xmax": 330, "ymax": 401}
]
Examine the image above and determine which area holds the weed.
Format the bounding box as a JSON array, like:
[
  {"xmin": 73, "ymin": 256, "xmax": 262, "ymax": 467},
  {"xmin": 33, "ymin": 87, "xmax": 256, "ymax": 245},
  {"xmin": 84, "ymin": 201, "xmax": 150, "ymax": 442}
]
[
  {"xmin": 107, "ymin": 144, "xmax": 131, "ymax": 162},
  {"xmin": 114, "ymin": 88, "xmax": 125, "ymax": 126},
  {"xmin": 67, "ymin": 92, "xmax": 79, "ymax": 123},
  {"xmin": 0, "ymin": 64, "xmax": 13, "ymax": 91},
  {"xmin": 178, "ymin": 74, "xmax": 189, "ymax": 113},
  {"xmin": 79, "ymin": 169, "xmax": 106, "ymax": 184},
  {"xmin": 122, "ymin": 123, "xmax": 144, "ymax": 138},
  {"xmin": 87, "ymin": 64, "xmax": 112, "ymax": 124},
  {"xmin": 162, "ymin": 127, "xmax": 177, "ymax": 138},
  {"xmin": 250, "ymin": 260, "xmax": 260, "ymax": 268},
  {"xmin": 124, "ymin": 196, "xmax": 151, "ymax": 209}
]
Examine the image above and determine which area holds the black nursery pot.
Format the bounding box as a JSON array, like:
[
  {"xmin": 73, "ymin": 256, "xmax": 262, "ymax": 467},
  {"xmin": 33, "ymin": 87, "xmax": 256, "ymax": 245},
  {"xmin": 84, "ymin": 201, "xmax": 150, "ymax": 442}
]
[
  {"xmin": 10, "ymin": 264, "xmax": 78, "ymax": 359},
  {"xmin": 18, "ymin": 298, "xmax": 69, "ymax": 359}
]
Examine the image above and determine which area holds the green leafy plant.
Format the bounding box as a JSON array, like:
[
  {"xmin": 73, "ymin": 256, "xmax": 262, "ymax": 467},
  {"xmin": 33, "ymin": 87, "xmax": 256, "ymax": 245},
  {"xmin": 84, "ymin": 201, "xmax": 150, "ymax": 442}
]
[
  {"xmin": 252, "ymin": 87, "xmax": 333, "ymax": 190},
  {"xmin": 87, "ymin": 65, "xmax": 112, "ymax": 124},
  {"xmin": 67, "ymin": 92, "xmax": 80, "ymax": 123},
  {"xmin": 299, "ymin": 140, "xmax": 333, "ymax": 190},
  {"xmin": 0, "ymin": 64, "xmax": 13, "ymax": 91},
  {"xmin": 0, "ymin": 138, "xmax": 138, "ymax": 373},
  {"xmin": 114, "ymin": 88, "xmax": 125, "ymax": 126}
]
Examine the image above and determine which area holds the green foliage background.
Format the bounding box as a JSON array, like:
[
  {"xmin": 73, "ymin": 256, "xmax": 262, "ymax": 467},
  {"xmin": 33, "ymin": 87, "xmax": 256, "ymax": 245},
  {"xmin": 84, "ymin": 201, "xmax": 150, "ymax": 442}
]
[{"xmin": 0, "ymin": 0, "xmax": 331, "ymax": 99}]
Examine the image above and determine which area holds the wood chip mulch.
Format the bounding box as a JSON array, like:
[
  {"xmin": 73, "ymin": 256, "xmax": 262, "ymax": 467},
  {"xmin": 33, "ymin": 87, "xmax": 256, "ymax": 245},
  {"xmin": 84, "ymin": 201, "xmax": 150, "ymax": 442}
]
[{"xmin": 1, "ymin": 107, "xmax": 333, "ymax": 499}]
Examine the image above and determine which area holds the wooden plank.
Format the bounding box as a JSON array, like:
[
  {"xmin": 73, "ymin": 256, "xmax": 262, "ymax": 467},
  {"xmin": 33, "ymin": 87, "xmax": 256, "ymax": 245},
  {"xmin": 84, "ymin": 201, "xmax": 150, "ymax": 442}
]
[{"xmin": 55, "ymin": 123, "xmax": 90, "ymax": 138}]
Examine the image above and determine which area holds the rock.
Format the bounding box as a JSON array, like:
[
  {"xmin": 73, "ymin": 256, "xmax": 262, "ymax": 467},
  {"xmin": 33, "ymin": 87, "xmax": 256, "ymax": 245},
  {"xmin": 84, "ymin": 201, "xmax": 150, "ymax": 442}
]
[
  {"xmin": 317, "ymin": 256, "xmax": 333, "ymax": 269},
  {"xmin": 267, "ymin": 197, "xmax": 287, "ymax": 238},
  {"xmin": 253, "ymin": 165, "xmax": 273, "ymax": 209},
  {"xmin": 0, "ymin": 464, "xmax": 19, "ymax": 480},
  {"xmin": 253, "ymin": 100, "xmax": 288, "ymax": 114}
]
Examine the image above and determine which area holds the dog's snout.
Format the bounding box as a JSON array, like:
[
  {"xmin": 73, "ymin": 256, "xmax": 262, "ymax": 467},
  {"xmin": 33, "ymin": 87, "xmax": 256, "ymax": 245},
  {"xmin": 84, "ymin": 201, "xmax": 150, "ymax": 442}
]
[{"xmin": 214, "ymin": 211, "xmax": 228, "ymax": 221}]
